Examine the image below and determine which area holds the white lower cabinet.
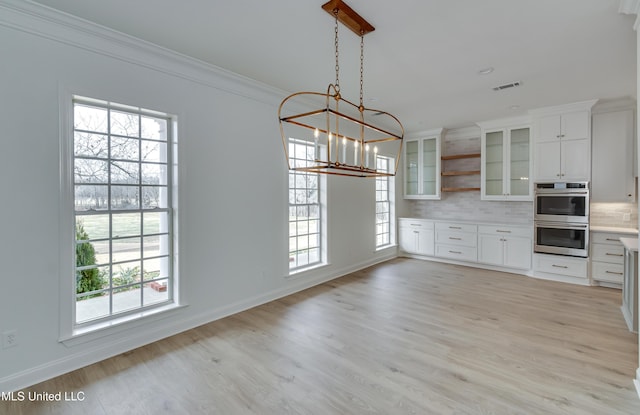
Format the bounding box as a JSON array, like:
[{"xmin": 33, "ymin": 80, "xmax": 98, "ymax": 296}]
[
  {"xmin": 590, "ymin": 231, "xmax": 630, "ymax": 287},
  {"xmin": 533, "ymin": 253, "xmax": 588, "ymax": 284},
  {"xmin": 434, "ymin": 222, "xmax": 478, "ymax": 262},
  {"xmin": 478, "ymin": 225, "xmax": 532, "ymax": 270},
  {"xmin": 398, "ymin": 219, "xmax": 434, "ymax": 256},
  {"xmin": 398, "ymin": 218, "xmax": 534, "ymax": 277}
]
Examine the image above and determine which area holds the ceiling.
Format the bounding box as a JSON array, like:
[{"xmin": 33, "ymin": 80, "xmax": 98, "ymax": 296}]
[{"xmin": 30, "ymin": 0, "xmax": 637, "ymax": 133}]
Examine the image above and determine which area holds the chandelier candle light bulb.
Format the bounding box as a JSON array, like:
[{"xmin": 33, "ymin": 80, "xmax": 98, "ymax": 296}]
[
  {"xmin": 314, "ymin": 128, "xmax": 319, "ymax": 159},
  {"xmin": 342, "ymin": 136, "xmax": 347, "ymax": 164},
  {"xmin": 365, "ymin": 144, "xmax": 370, "ymax": 168},
  {"xmin": 354, "ymin": 140, "xmax": 359, "ymax": 166},
  {"xmin": 373, "ymin": 145, "xmax": 378, "ymax": 170}
]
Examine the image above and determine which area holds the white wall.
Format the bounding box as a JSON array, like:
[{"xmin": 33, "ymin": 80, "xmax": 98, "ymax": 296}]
[{"xmin": 0, "ymin": 2, "xmax": 397, "ymax": 392}]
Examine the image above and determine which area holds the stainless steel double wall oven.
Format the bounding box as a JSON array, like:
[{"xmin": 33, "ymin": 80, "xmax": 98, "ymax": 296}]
[{"xmin": 534, "ymin": 182, "xmax": 589, "ymax": 257}]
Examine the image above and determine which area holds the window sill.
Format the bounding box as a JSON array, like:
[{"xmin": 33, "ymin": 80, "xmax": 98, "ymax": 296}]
[
  {"xmin": 376, "ymin": 243, "xmax": 398, "ymax": 252},
  {"xmin": 287, "ymin": 262, "xmax": 329, "ymax": 278},
  {"xmin": 60, "ymin": 302, "xmax": 187, "ymax": 347}
]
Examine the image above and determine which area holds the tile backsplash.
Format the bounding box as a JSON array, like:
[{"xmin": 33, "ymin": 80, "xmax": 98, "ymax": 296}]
[
  {"xmin": 411, "ymin": 192, "xmax": 533, "ymax": 224},
  {"xmin": 590, "ymin": 203, "xmax": 638, "ymax": 228}
]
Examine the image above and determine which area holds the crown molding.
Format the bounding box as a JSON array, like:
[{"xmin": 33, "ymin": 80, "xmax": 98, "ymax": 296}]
[
  {"xmin": 0, "ymin": 0, "xmax": 287, "ymax": 106},
  {"xmin": 406, "ymin": 127, "xmax": 445, "ymax": 139},
  {"xmin": 476, "ymin": 115, "xmax": 532, "ymax": 130},
  {"xmin": 528, "ymin": 99, "xmax": 599, "ymax": 117}
]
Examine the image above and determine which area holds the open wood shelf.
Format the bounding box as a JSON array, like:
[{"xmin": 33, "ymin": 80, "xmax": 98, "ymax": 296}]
[
  {"xmin": 441, "ymin": 187, "xmax": 481, "ymax": 192},
  {"xmin": 441, "ymin": 152, "xmax": 481, "ymax": 192},
  {"xmin": 441, "ymin": 153, "xmax": 481, "ymax": 161},
  {"xmin": 442, "ymin": 170, "xmax": 481, "ymax": 176}
]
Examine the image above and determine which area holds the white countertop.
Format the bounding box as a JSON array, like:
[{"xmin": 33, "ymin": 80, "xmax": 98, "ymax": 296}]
[
  {"xmin": 620, "ymin": 237, "xmax": 639, "ymax": 252},
  {"xmin": 590, "ymin": 226, "xmax": 638, "ymax": 235},
  {"xmin": 399, "ymin": 217, "xmax": 532, "ymax": 227}
]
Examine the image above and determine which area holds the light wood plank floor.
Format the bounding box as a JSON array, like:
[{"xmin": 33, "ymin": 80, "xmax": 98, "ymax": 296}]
[{"xmin": 4, "ymin": 258, "xmax": 640, "ymax": 414}]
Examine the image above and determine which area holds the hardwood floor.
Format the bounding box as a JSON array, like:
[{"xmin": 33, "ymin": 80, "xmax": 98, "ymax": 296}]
[{"xmin": 4, "ymin": 258, "xmax": 640, "ymax": 414}]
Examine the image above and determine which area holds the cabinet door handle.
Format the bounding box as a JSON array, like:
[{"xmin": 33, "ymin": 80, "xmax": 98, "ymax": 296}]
[
  {"xmin": 605, "ymin": 253, "xmax": 623, "ymax": 257},
  {"xmin": 449, "ymin": 250, "xmax": 462, "ymax": 254},
  {"xmin": 552, "ymin": 264, "xmax": 568, "ymax": 269},
  {"xmin": 605, "ymin": 271, "xmax": 623, "ymax": 275},
  {"xmin": 496, "ymin": 230, "xmax": 511, "ymax": 233},
  {"xmin": 413, "ymin": 231, "xmax": 419, "ymax": 234},
  {"xmin": 449, "ymin": 226, "xmax": 462, "ymax": 229},
  {"xmin": 449, "ymin": 237, "xmax": 462, "ymax": 240}
]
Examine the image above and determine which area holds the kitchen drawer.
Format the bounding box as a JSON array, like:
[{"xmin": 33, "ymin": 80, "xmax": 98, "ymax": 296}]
[
  {"xmin": 591, "ymin": 232, "xmax": 625, "ymax": 245},
  {"xmin": 398, "ymin": 219, "xmax": 435, "ymax": 230},
  {"xmin": 435, "ymin": 244, "xmax": 477, "ymax": 262},
  {"xmin": 435, "ymin": 222, "xmax": 477, "ymax": 234},
  {"xmin": 591, "ymin": 243, "xmax": 624, "ymax": 264},
  {"xmin": 478, "ymin": 225, "xmax": 531, "ymax": 238},
  {"xmin": 534, "ymin": 255, "xmax": 588, "ymax": 279},
  {"xmin": 435, "ymin": 230, "xmax": 477, "ymax": 247},
  {"xmin": 591, "ymin": 261, "xmax": 624, "ymax": 284}
]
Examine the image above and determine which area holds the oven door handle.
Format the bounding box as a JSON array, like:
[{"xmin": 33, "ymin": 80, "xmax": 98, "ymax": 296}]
[{"xmin": 534, "ymin": 221, "xmax": 588, "ymax": 230}]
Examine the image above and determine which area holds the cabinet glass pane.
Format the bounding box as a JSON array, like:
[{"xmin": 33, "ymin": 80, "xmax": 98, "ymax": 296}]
[
  {"xmin": 509, "ymin": 127, "xmax": 530, "ymax": 196},
  {"xmin": 485, "ymin": 131, "xmax": 503, "ymax": 196},
  {"xmin": 405, "ymin": 141, "xmax": 419, "ymax": 195},
  {"xmin": 422, "ymin": 138, "xmax": 437, "ymax": 196}
]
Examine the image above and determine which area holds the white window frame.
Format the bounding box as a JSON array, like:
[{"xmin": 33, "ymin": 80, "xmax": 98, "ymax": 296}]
[
  {"xmin": 59, "ymin": 92, "xmax": 181, "ymax": 342},
  {"xmin": 288, "ymin": 138, "xmax": 326, "ymax": 274},
  {"xmin": 375, "ymin": 156, "xmax": 395, "ymax": 249}
]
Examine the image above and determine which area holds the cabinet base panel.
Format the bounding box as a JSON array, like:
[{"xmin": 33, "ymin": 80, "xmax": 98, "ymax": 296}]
[
  {"xmin": 530, "ymin": 271, "xmax": 590, "ymax": 286},
  {"xmin": 399, "ymin": 252, "xmax": 531, "ymax": 277},
  {"xmin": 593, "ymin": 281, "xmax": 622, "ymax": 290}
]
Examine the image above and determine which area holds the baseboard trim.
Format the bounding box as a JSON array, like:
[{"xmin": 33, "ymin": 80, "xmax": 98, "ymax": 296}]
[
  {"xmin": 0, "ymin": 253, "xmax": 396, "ymax": 393},
  {"xmin": 635, "ymin": 368, "xmax": 640, "ymax": 400}
]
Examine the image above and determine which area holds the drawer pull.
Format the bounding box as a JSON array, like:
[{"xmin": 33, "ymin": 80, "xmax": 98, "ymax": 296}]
[
  {"xmin": 449, "ymin": 250, "xmax": 462, "ymax": 254},
  {"xmin": 605, "ymin": 271, "xmax": 623, "ymax": 275},
  {"xmin": 605, "ymin": 253, "xmax": 623, "ymax": 257},
  {"xmin": 449, "ymin": 226, "xmax": 462, "ymax": 229},
  {"xmin": 552, "ymin": 264, "xmax": 568, "ymax": 269},
  {"xmin": 449, "ymin": 237, "xmax": 462, "ymax": 240},
  {"xmin": 413, "ymin": 231, "xmax": 419, "ymax": 234},
  {"xmin": 605, "ymin": 238, "xmax": 620, "ymax": 242},
  {"xmin": 496, "ymin": 230, "xmax": 511, "ymax": 233},
  {"xmin": 410, "ymin": 224, "xmax": 422, "ymax": 227}
]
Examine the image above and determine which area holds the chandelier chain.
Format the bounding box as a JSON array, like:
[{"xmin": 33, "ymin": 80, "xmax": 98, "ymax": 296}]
[
  {"xmin": 359, "ymin": 34, "xmax": 364, "ymax": 108},
  {"xmin": 334, "ymin": 9, "xmax": 340, "ymax": 93}
]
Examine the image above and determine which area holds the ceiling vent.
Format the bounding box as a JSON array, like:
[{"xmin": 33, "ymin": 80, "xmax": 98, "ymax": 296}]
[{"xmin": 492, "ymin": 81, "xmax": 521, "ymax": 91}]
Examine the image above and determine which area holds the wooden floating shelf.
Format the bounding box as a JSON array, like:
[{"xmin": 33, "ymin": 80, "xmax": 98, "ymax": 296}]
[
  {"xmin": 441, "ymin": 153, "xmax": 481, "ymax": 161},
  {"xmin": 442, "ymin": 170, "xmax": 481, "ymax": 176},
  {"xmin": 441, "ymin": 187, "xmax": 481, "ymax": 192}
]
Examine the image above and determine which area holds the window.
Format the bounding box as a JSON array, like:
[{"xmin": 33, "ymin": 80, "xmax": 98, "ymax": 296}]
[
  {"xmin": 375, "ymin": 156, "xmax": 394, "ymax": 248},
  {"xmin": 288, "ymin": 139, "xmax": 323, "ymax": 271},
  {"xmin": 72, "ymin": 97, "xmax": 174, "ymax": 325}
]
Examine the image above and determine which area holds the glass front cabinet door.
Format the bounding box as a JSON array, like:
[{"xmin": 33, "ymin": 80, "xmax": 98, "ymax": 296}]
[
  {"xmin": 404, "ymin": 128, "xmax": 442, "ymax": 200},
  {"xmin": 479, "ymin": 118, "xmax": 532, "ymax": 201}
]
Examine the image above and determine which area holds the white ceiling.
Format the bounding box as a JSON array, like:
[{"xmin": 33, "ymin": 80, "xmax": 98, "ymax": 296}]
[{"xmin": 30, "ymin": 0, "xmax": 637, "ymax": 133}]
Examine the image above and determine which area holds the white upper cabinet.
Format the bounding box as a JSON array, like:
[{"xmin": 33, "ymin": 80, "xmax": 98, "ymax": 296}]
[
  {"xmin": 530, "ymin": 100, "xmax": 597, "ymax": 182},
  {"xmin": 404, "ymin": 128, "xmax": 442, "ymax": 199},
  {"xmin": 591, "ymin": 104, "xmax": 636, "ymax": 203},
  {"xmin": 478, "ymin": 116, "xmax": 532, "ymax": 201},
  {"xmin": 536, "ymin": 111, "xmax": 589, "ymax": 142}
]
